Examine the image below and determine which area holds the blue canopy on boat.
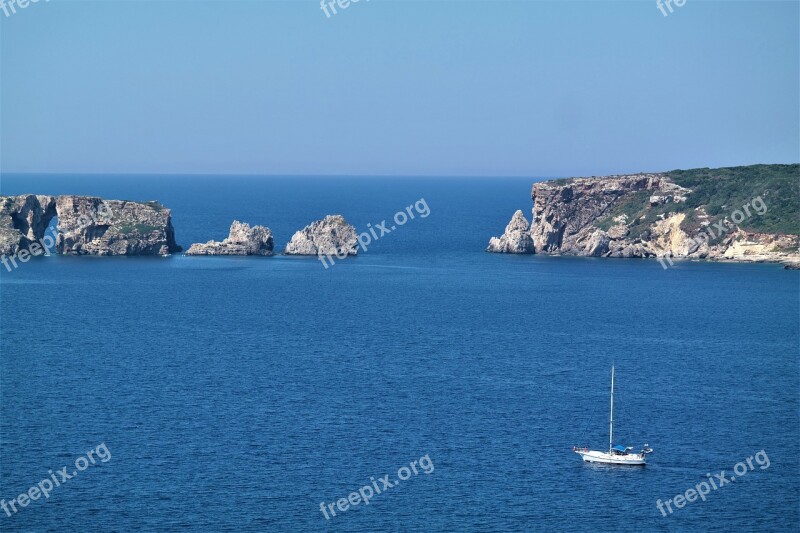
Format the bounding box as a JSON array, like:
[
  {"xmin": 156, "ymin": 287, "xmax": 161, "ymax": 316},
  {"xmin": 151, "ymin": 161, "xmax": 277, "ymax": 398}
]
[{"xmin": 612, "ymin": 444, "xmax": 630, "ymax": 452}]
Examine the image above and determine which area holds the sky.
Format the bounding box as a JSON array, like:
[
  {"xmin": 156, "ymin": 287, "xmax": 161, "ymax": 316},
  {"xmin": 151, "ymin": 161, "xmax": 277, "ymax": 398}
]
[{"xmin": 0, "ymin": 0, "xmax": 798, "ymax": 177}]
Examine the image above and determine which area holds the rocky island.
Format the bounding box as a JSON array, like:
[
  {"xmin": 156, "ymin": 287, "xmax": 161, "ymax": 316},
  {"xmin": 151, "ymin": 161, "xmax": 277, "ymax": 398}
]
[
  {"xmin": 186, "ymin": 221, "xmax": 274, "ymax": 256},
  {"xmin": 0, "ymin": 194, "xmax": 181, "ymax": 256},
  {"xmin": 488, "ymin": 164, "xmax": 800, "ymax": 266},
  {"xmin": 56, "ymin": 196, "xmax": 181, "ymax": 255},
  {"xmin": 285, "ymin": 215, "xmax": 358, "ymax": 257}
]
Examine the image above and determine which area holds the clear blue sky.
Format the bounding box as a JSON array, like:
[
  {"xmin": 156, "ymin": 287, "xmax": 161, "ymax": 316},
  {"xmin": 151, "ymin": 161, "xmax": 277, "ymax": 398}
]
[{"xmin": 1, "ymin": 0, "xmax": 797, "ymax": 177}]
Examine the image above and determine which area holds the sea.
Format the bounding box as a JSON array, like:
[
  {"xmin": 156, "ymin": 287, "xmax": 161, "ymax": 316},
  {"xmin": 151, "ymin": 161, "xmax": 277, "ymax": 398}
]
[{"xmin": 1, "ymin": 174, "xmax": 798, "ymax": 532}]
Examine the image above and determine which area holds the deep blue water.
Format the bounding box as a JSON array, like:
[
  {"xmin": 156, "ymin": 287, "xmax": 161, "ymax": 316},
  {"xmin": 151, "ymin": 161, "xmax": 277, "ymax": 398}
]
[{"xmin": 1, "ymin": 175, "xmax": 798, "ymax": 532}]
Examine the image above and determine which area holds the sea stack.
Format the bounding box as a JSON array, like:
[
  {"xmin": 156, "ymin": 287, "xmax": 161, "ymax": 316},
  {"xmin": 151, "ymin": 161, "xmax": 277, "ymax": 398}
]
[
  {"xmin": 285, "ymin": 215, "xmax": 358, "ymax": 257},
  {"xmin": 186, "ymin": 221, "xmax": 274, "ymax": 256},
  {"xmin": 486, "ymin": 210, "xmax": 535, "ymax": 253}
]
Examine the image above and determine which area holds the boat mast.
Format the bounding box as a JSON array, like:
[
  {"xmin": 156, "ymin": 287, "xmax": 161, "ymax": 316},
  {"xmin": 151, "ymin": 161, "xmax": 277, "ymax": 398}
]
[{"xmin": 609, "ymin": 365, "xmax": 614, "ymax": 453}]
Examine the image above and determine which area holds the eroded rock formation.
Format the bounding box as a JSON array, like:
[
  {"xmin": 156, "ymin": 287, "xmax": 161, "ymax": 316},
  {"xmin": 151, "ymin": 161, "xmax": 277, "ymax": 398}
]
[
  {"xmin": 0, "ymin": 195, "xmax": 57, "ymax": 255},
  {"xmin": 285, "ymin": 215, "xmax": 358, "ymax": 257},
  {"xmin": 487, "ymin": 210, "xmax": 534, "ymax": 253},
  {"xmin": 55, "ymin": 196, "xmax": 181, "ymax": 256},
  {"xmin": 0, "ymin": 194, "xmax": 181, "ymax": 256},
  {"xmin": 186, "ymin": 221, "xmax": 273, "ymax": 256}
]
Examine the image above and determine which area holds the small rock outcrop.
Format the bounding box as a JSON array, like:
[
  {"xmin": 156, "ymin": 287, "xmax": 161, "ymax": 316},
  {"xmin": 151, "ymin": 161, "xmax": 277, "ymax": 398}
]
[
  {"xmin": 0, "ymin": 195, "xmax": 57, "ymax": 255},
  {"xmin": 285, "ymin": 215, "xmax": 358, "ymax": 257},
  {"xmin": 56, "ymin": 196, "xmax": 181, "ymax": 256},
  {"xmin": 487, "ymin": 210, "xmax": 534, "ymax": 253},
  {"xmin": 186, "ymin": 221, "xmax": 273, "ymax": 256}
]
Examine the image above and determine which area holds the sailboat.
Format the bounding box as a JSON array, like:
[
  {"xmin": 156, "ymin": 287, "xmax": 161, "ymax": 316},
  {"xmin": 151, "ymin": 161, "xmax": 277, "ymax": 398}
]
[{"xmin": 573, "ymin": 365, "xmax": 653, "ymax": 466}]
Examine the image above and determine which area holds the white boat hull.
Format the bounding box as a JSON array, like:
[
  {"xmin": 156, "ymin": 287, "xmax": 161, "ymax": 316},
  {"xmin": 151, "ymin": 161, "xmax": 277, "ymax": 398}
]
[{"xmin": 577, "ymin": 450, "xmax": 646, "ymax": 466}]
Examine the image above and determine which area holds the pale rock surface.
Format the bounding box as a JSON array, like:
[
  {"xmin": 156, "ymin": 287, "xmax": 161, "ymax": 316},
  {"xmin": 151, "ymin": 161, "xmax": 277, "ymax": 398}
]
[
  {"xmin": 56, "ymin": 196, "xmax": 181, "ymax": 256},
  {"xmin": 285, "ymin": 215, "xmax": 358, "ymax": 257},
  {"xmin": 487, "ymin": 210, "xmax": 535, "ymax": 253},
  {"xmin": 187, "ymin": 221, "xmax": 273, "ymax": 256}
]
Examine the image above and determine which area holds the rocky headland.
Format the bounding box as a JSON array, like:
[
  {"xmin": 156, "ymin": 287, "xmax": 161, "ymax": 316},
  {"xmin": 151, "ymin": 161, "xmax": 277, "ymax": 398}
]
[
  {"xmin": 285, "ymin": 215, "xmax": 358, "ymax": 257},
  {"xmin": 187, "ymin": 221, "xmax": 274, "ymax": 256},
  {"xmin": 1, "ymin": 194, "xmax": 181, "ymax": 256},
  {"xmin": 488, "ymin": 164, "xmax": 800, "ymax": 267}
]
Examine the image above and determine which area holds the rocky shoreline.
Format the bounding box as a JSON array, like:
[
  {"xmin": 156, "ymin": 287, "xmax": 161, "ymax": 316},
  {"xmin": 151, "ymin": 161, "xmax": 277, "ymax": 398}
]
[
  {"xmin": 487, "ymin": 168, "xmax": 800, "ymax": 268},
  {"xmin": 3, "ymin": 165, "xmax": 797, "ymax": 268}
]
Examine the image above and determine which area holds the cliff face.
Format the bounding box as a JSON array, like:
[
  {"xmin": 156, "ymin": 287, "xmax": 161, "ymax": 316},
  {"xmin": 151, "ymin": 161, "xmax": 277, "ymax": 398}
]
[
  {"xmin": 488, "ymin": 167, "xmax": 800, "ymax": 265},
  {"xmin": 0, "ymin": 195, "xmax": 57, "ymax": 255},
  {"xmin": 187, "ymin": 221, "xmax": 273, "ymax": 256},
  {"xmin": 528, "ymin": 175, "xmax": 799, "ymax": 263},
  {"xmin": 529, "ymin": 175, "xmax": 689, "ymax": 256},
  {"xmin": 55, "ymin": 196, "xmax": 181, "ymax": 256}
]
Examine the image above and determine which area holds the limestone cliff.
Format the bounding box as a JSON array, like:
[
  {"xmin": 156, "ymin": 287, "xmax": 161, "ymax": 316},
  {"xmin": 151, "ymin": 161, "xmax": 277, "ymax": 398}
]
[
  {"xmin": 528, "ymin": 174, "xmax": 690, "ymax": 256},
  {"xmin": 187, "ymin": 221, "xmax": 273, "ymax": 256},
  {"xmin": 285, "ymin": 215, "xmax": 358, "ymax": 257}
]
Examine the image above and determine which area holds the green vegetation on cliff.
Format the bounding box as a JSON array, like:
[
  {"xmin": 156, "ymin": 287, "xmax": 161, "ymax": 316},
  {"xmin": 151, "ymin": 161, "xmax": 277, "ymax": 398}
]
[
  {"xmin": 594, "ymin": 164, "xmax": 798, "ymax": 236},
  {"xmin": 667, "ymin": 164, "xmax": 799, "ymax": 234}
]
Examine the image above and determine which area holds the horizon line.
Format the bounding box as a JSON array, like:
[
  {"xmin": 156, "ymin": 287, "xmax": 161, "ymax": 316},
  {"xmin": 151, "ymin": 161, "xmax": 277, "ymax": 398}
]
[
  {"xmin": 2, "ymin": 161, "xmax": 798, "ymax": 180},
  {"xmin": 0, "ymin": 171, "xmax": 558, "ymax": 180}
]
